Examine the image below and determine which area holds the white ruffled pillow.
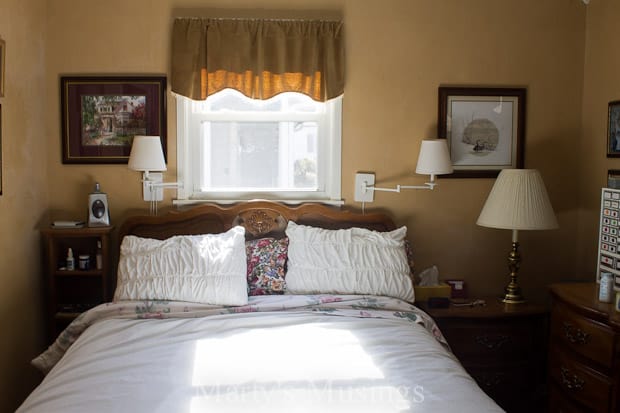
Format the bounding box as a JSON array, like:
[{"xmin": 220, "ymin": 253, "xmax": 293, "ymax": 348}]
[
  {"xmin": 284, "ymin": 222, "xmax": 414, "ymax": 302},
  {"xmin": 114, "ymin": 226, "xmax": 248, "ymax": 305}
]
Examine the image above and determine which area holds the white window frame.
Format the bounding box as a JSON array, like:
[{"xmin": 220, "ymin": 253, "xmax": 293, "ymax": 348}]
[{"xmin": 175, "ymin": 93, "xmax": 343, "ymax": 205}]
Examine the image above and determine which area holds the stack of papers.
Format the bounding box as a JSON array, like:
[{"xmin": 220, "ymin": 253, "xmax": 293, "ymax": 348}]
[{"xmin": 51, "ymin": 221, "xmax": 85, "ymax": 228}]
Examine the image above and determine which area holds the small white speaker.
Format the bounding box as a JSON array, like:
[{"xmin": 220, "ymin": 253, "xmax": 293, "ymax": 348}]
[{"xmin": 88, "ymin": 183, "xmax": 110, "ymax": 227}]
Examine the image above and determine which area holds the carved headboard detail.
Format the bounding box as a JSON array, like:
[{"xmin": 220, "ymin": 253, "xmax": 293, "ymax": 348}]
[
  {"xmin": 232, "ymin": 209, "xmax": 288, "ymax": 238},
  {"xmin": 118, "ymin": 201, "xmax": 397, "ymax": 242}
]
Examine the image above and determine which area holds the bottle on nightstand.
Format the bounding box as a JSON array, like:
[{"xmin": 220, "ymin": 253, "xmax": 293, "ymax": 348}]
[
  {"xmin": 66, "ymin": 248, "xmax": 75, "ymax": 271},
  {"xmin": 599, "ymin": 272, "xmax": 614, "ymax": 303}
]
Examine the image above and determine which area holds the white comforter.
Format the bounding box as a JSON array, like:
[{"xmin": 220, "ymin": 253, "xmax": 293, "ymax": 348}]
[{"xmin": 18, "ymin": 295, "xmax": 503, "ymax": 412}]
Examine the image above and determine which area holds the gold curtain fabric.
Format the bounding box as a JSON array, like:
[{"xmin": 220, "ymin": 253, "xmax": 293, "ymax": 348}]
[{"xmin": 171, "ymin": 18, "xmax": 344, "ymax": 102}]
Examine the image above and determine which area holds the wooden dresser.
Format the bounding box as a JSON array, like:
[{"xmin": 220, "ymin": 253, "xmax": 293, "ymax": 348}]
[
  {"xmin": 419, "ymin": 299, "xmax": 548, "ymax": 412},
  {"xmin": 548, "ymin": 283, "xmax": 620, "ymax": 412}
]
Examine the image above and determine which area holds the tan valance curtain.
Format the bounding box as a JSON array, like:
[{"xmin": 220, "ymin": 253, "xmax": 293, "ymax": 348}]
[{"xmin": 171, "ymin": 18, "xmax": 344, "ymax": 102}]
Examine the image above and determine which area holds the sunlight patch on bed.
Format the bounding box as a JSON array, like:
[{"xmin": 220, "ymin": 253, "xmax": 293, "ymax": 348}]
[
  {"xmin": 192, "ymin": 324, "xmax": 384, "ymax": 385},
  {"xmin": 190, "ymin": 324, "xmax": 411, "ymax": 411}
]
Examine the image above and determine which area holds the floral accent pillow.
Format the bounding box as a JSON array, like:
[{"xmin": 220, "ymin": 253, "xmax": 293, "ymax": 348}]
[
  {"xmin": 246, "ymin": 237, "xmax": 289, "ymax": 295},
  {"xmin": 404, "ymin": 239, "xmax": 415, "ymax": 279}
]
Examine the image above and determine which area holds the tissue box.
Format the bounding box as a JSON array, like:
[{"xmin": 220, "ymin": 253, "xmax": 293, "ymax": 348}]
[{"xmin": 414, "ymin": 282, "xmax": 452, "ymax": 302}]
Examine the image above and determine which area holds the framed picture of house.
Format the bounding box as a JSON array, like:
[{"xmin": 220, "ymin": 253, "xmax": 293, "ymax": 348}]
[
  {"xmin": 60, "ymin": 76, "xmax": 167, "ymax": 164},
  {"xmin": 438, "ymin": 86, "xmax": 526, "ymax": 178},
  {"xmin": 0, "ymin": 39, "xmax": 5, "ymax": 97},
  {"xmin": 607, "ymin": 101, "xmax": 620, "ymax": 157}
]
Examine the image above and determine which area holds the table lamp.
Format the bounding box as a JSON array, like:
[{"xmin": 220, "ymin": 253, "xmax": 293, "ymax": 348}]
[{"xmin": 477, "ymin": 169, "xmax": 558, "ymax": 303}]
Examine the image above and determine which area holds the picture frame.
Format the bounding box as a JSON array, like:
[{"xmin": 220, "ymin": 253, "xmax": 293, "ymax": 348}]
[
  {"xmin": 0, "ymin": 104, "xmax": 3, "ymax": 195},
  {"xmin": 0, "ymin": 39, "xmax": 5, "ymax": 97},
  {"xmin": 607, "ymin": 100, "xmax": 620, "ymax": 157},
  {"xmin": 438, "ymin": 86, "xmax": 526, "ymax": 178},
  {"xmin": 60, "ymin": 76, "xmax": 167, "ymax": 164},
  {"xmin": 608, "ymin": 170, "xmax": 620, "ymax": 189}
]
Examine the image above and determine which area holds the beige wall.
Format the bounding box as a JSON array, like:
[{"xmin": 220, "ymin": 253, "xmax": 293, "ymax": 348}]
[
  {"xmin": 0, "ymin": 0, "xmax": 48, "ymax": 410},
  {"xmin": 578, "ymin": 1, "xmax": 620, "ymax": 280},
  {"xmin": 3, "ymin": 0, "xmax": 594, "ymax": 409},
  {"xmin": 45, "ymin": 0, "xmax": 586, "ymax": 304}
]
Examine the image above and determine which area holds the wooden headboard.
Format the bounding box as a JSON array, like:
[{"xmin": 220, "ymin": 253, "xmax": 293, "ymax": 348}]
[{"xmin": 118, "ymin": 201, "xmax": 397, "ymax": 241}]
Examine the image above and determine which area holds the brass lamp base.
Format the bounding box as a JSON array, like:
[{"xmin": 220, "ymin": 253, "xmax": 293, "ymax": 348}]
[{"xmin": 501, "ymin": 241, "xmax": 526, "ymax": 304}]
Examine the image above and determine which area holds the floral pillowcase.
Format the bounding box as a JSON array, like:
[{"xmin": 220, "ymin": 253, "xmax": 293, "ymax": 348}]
[
  {"xmin": 404, "ymin": 239, "xmax": 415, "ymax": 279},
  {"xmin": 245, "ymin": 237, "xmax": 289, "ymax": 295},
  {"xmin": 245, "ymin": 236, "xmax": 413, "ymax": 295}
]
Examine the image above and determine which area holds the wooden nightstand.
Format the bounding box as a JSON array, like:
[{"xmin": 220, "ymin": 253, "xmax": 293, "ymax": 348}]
[
  {"xmin": 548, "ymin": 283, "xmax": 620, "ymax": 412},
  {"xmin": 418, "ymin": 299, "xmax": 548, "ymax": 412},
  {"xmin": 41, "ymin": 226, "xmax": 114, "ymax": 342}
]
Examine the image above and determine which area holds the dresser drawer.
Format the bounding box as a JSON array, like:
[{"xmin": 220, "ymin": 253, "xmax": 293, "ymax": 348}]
[
  {"xmin": 548, "ymin": 346, "xmax": 612, "ymax": 411},
  {"xmin": 550, "ymin": 301, "xmax": 615, "ymax": 368},
  {"xmin": 439, "ymin": 319, "xmax": 536, "ymax": 362}
]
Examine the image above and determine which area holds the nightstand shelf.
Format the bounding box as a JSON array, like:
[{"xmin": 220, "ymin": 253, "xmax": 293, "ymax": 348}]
[
  {"xmin": 53, "ymin": 270, "xmax": 104, "ymax": 277},
  {"xmin": 418, "ymin": 298, "xmax": 548, "ymax": 412},
  {"xmin": 41, "ymin": 226, "xmax": 113, "ymax": 342}
]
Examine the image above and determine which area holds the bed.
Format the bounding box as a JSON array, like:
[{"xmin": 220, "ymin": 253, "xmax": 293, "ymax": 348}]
[{"xmin": 18, "ymin": 201, "xmax": 503, "ymax": 412}]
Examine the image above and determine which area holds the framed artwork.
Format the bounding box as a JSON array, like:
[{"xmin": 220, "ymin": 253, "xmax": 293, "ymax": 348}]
[
  {"xmin": 0, "ymin": 39, "xmax": 5, "ymax": 97},
  {"xmin": 60, "ymin": 76, "xmax": 167, "ymax": 164},
  {"xmin": 0, "ymin": 104, "xmax": 2, "ymax": 195},
  {"xmin": 607, "ymin": 101, "xmax": 620, "ymax": 157},
  {"xmin": 438, "ymin": 86, "xmax": 526, "ymax": 178},
  {"xmin": 608, "ymin": 170, "xmax": 620, "ymax": 189}
]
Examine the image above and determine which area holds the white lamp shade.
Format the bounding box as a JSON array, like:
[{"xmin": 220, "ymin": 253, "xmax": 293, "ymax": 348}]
[
  {"xmin": 128, "ymin": 136, "xmax": 167, "ymax": 172},
  {"xmin": 415, "ymin": 140, "xmax": 454, "ymax": 175},
  {"xmin": 477, "ymin": 169, "xmax": 558, "ymax": 230}
]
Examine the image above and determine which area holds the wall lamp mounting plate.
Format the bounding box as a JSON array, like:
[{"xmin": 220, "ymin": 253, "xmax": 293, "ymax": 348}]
[{"xmin": 354, "ymin": 173, "xmax": 376, "ymax": 202}]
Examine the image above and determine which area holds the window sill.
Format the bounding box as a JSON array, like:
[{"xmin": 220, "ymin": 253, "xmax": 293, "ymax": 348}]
[{"xmin": 172, "ymin": 198, "xmax": 345, "ymax": 207}]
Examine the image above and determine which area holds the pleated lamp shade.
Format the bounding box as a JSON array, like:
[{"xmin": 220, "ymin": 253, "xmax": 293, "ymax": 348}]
[{"xmin": 477, "ymin": 169, "xmax": 558, "ymax": 230}]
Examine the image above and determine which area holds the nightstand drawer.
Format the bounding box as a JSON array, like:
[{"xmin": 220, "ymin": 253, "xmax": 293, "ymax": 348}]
[
  {"xmin": 466, "ymin": 362, "xmax": 536, "ymax": 407},
  {"xmin": 548, "ymin": 383, "xmax": 589, "ymax": 413},
  {"xmin": 550, "ymin": 301, "xmax": 615, "ymax": 368},
  {"xmin": 421, "ymin": 299, "xmax": 547, "ymax": 411},
  {"xmin": 470, "ymin": 363, "xmax": 535, "ymax": 395},
  {"xmin": 548, "ymin": 346, "xmax": 612, "ymax": 411},
  {"xmin": 440, "ymin": 319, "xmax": 536, "ymax": 361}
]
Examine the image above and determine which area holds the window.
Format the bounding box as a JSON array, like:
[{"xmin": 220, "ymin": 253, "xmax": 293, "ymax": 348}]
[{"xmin": 176, "ymin": 89, "xmax": 342, "ymax": 204}]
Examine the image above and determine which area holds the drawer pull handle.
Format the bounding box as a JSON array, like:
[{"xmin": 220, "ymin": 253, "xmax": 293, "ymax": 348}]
[
  {"xmin": 562, "ymin": 322, "xmax": 590, "ymax": 345},
  {"xmin": 560, "ymin": 367, "xmax": 585, "ymax": 392},
  {"xmin": 475, "ymin": 334, "xmax": 510, "ymax": 350}
]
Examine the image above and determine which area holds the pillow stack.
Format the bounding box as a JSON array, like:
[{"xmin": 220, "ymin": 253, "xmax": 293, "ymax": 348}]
[{"xmin": 114, "ymin": 221, "xmax": 415, "ymax": 305}]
